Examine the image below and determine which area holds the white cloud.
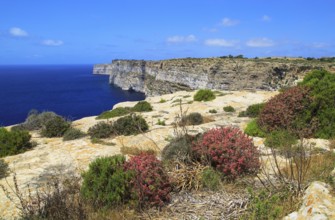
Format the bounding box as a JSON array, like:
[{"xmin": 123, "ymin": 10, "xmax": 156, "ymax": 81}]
[
  {"xmin": 167, "ymin": 35, "xmax": 197, "ymax": 43},
  {"xmin": 205, "ymin": 39, "xmax": 238, "ymax": 47},
  {"xmin": 262, "ymin": 15, "xmax": 271, "ymax": 22},
  {"xmin": 41, "ymin": 39, "xmax": 64, "ymax": 46},
  {"xmin": 246, "ymin": 38, "xmax": 274, "ymax": 47},
  {"xmin": 9, "ymin": 27, "xmax": 28, "ymax": 37},
  {"xmin": 221, "ymin": 18, "xmax": 239, "ymax": 27},
  {"xmin": 311, "ymin": 42, "xmax": 329, "ymax": 48}
]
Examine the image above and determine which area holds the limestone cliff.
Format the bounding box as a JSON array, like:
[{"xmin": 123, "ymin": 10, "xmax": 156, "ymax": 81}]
[{"xmin": 93, "ymin": 58, "xmax": 335, "ymax": 96}]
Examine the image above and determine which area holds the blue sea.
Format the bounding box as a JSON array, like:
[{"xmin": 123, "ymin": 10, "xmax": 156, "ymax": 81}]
[{"xmin": 0, "ymin": 65, "xmax": 145, "ymax": 126}]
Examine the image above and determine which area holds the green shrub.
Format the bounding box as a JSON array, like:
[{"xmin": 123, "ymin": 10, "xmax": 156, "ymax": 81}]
[
  {"xmin": 201, "ymin": 167, "xmax": 221, "ymax": 191},
  {"xmin": 264, "ymin": 130, "xmax": 297, "ymax": 150},
  {"xmin": 88, "ymin": 122, "xmax": 114, "ymax": 139},
  {"xmin": 157, "ymin": 119, "xmax": 166, "ymax": 126},
  {"xmin": 223, "ymin": 105, "xmax": 235, "ymax": 112},
  {"xmin": 240, "ymin": 103, "xmax": 265, "ymax": 118},
  {"xmin": 193, "ymin": 89, "xmax": 216, "ymax": 102},
  {"xmin": 22, "ymin": 111, "xmax": 58, "ymax": 130},
  {"xmin": 132, "ymin": 101, "xmax": 153, "ymax": 112},
  {"xmin": 0, "ymin": 158, "xmax": 9, "ymax": 179},
  {"xmin": 181, "ymin": 112, "xmax": 203, "ymax": 126},
  {"xmin": 96, "ymin": 107, "xmax": 132, "ymax": 119},
  {"xmin": 209, "ymin": 109, "xmax": 217, "ymax": 114},
  {"xmin": 244, "ymin": 189, "xmax": 284, "ymax": 220},
  {"xmin": 244, "ymin": 119, "xmax": 266, "ymax": 137},
  {"xmin": 0, "ymin": 128, "xmax": 33, "ymax": 157},
  {"xmin": 63, "ymin": 128, "xmax": 86, "ymax": 141},
  {"xmin": 113, "ymin": 114, "xmax": 149, "ymax": 136},
  {"xmin": 40, "ymin": 116, "xmax": 71, "ymax": 138},
  {"xmin": 159, "ymin": 98, "xmax": 166, "ymax": 103},
  {"xmin": 299, "ymin": 69, "xmax": 335, "ymax": 138},
  {"xmin": 81, "ymin": 155, "xmax": 133, "ymax": 208},
  {"xmin": 161, "ymin": 134, "xmax": 195, "ymax": 163}
]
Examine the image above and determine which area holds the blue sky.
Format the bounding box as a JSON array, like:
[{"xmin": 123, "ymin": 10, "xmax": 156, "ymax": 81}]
[{"xmin": 1, "ymin": 0, "xmax": 334, "ymax": 64}]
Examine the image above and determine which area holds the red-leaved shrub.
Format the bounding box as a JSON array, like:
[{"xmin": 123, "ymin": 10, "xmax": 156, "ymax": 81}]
[
  {"xmin": 125, "ymin": 153, "xmax": 171, "ymax": 208},
  {"xmin": 192, "ymin": 127, "xmax": 260, "ymax": 179},
  {"xmin": 258, "ymin": 86, "xmax": 313, "ymax": 133}
]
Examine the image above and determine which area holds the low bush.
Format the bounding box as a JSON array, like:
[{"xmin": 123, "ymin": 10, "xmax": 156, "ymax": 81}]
[
  {"xmin": 209, "ymin": 109, "xmax": 217, "ymax": 114},
  {"xmin": 264, "ymin": 130, "xmax": 297, "ymax": 152},
  {"xmin": 96, "ymin": 107, "xmax": 132, "ymax": 119},
  {"xmin": 125, "ymin": 153, "xmax": 171, "ymax": 208},
  {"xmin": 81, "ymin": 155, "xmax": 133, "ymax": 208},
  {"xmin": 244, "ymin": 119, "xmax": 266, "ymax": 137},
  {"xmin": 0, "ymin": 158, "xmax": 9, "ymax": 179},
  {"xmin": 21, "ymin": 111, "xmax": 59, "ymax": 131},
  {"xmin": 193, "ymin": 89, "xmax": 216, "ymax": 102},
  {"xmin": 41, "ymin": 116, "xmax": 71, "ymax": 138},
  {"xmin": 88, "ymin": 122, "xmax": 114, "ymax": 139},
  {"xmin": 258, "ymin": 86, "xmax": 312, "ymax": 135},
  {"xmin": 193, "ymin": 127, "xmax": 260, "ymax": 179},
  {"xmin": 239, "ymin": 103, "xmax": 265, "ymax": 118},
  {"xmin": 181, "ymin": 112, "xmax": 203, "ymax": 126},
  {"xmin": 0, "ymin": 128, "xmax": 33, "ymax": 157},
  {"xmin": 223, "ymin": 106, "xmax": 235, "ymax": 112},
  {"xmin": 113, "ymin": 114, "xmax": 149, "ymax": 136},
  {"xmin": 159, "ymin": 98, "xmax": 166, "ymax": 103},
  {"xmin": 63, "ymin": 127, "xmax": 86, "ymax": 141},
  {"xmin": 161, "ymin": 134, "xmax": 195, "ymax": 163},
  {"xmin": 132, "ymin": 101, "xmax": 153, "ymax": 112},
  {"xmin": 244, "ymin": 189, "xmax": 296, "ymax": 220},
  {"xmin": 156, "ymin": 119, "xmax": 166, "ymax": 126},
  {"xmin": 201, "ymin": 167, "xmax": 222, "ymax": 191}
]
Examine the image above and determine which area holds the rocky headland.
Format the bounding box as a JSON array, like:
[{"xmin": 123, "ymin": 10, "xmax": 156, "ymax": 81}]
[{"xmin": 93, "ymin": 57, "xmax": 335, "ymax": 96}]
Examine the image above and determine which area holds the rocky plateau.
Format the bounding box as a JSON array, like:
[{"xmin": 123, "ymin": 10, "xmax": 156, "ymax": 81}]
[{"xmin": 1, "ymin": 89, "xmax": 335, "ymax": 219}]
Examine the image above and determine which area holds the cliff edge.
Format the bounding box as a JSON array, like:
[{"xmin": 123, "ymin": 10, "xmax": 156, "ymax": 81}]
[{"xmin": 93, "ymin": 57, "xmax": 335, "ymax": 96}]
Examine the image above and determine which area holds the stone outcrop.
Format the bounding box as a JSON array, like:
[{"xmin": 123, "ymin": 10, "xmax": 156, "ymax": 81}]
[
  {"xmin": 93, "ymin": 58, "xmax": 335, "ymax": 96},
  {"xmin": 284, "ymin": 181, "xmax": 335, "ymax": 220}
]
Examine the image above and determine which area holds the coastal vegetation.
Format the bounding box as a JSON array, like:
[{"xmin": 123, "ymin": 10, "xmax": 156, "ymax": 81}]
[
  {"xmin": 223, "ymin": 105, "xmax": 235, "ymax": 112},
  {"xmin": 193, "ymin": 89, "xmax": 216, "ymax": 102},
  {"xmin": 88, "ymin": 114, "xmax": 148, "ymax": 139},
  {"xmin": 63, "ymin": 127, "xmax": 86, "ymax": 141},
  {"xmin": 97, "ymin": 101, "xmax": 153, "ymax": 119},
  {"xmin": 40, "ymin": 115, "xmax": 71, "ymax": 138},
  {"xmin": 238, "ymin": 103, "xmax": 265, "ymax": 118},
  {"xmin": 0, "ymin": 127, "xmax": 33, "ymax": 157},
  {"xmin": 180, "ymin": 112, "xmax": 203, "ymax": 126}
]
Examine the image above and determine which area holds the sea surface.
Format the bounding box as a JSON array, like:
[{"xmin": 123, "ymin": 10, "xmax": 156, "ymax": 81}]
[{"xmin": 0, "ymin": 65, "xmax": 145, "ymax": 126}]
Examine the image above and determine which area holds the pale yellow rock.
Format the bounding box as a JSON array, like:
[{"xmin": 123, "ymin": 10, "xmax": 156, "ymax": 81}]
[{"xmin": 284, "ymin": 181, "xmax": 335, "ymax": 220}]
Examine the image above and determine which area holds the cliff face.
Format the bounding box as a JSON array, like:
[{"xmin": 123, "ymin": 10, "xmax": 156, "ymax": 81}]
[{"xmin": 93, "ymin": 58, "xmax": 335, "ymax": 96}]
